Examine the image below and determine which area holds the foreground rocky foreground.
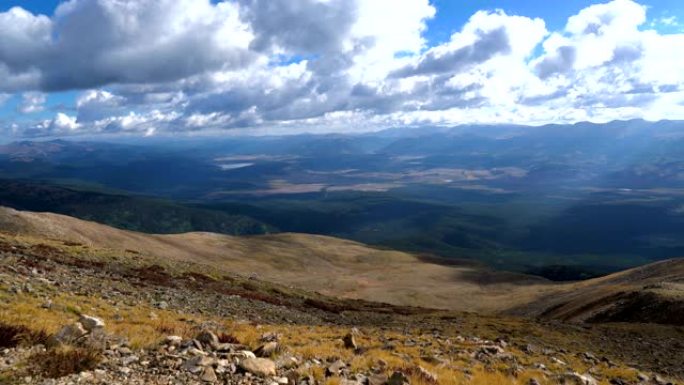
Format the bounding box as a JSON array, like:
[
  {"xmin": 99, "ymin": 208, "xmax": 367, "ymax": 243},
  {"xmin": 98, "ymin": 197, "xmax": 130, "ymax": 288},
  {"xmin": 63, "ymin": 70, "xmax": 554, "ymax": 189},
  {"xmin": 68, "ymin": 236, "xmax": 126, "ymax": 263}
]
[{"xmin": 0, "ymin": 232, "xmax": 682, "ymax": 385}]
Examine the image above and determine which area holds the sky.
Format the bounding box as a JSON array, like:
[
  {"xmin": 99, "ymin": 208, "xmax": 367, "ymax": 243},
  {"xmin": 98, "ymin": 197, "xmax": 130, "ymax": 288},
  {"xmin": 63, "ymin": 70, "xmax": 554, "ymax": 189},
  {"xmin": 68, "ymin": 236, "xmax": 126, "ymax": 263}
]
[{"xmin": 0, "ymin": 0, "xmax": 683, "ymax": 138}]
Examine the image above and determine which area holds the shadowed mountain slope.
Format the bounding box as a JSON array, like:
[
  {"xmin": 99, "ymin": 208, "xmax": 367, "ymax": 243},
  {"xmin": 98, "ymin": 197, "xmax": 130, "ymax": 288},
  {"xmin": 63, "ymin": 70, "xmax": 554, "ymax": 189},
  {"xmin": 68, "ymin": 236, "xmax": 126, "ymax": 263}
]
[
  {"xmin": 509, "ymin": 258, "xmax": 684, "ymax": 324},
  {"xmin": 0, "ymin": 206, "xmax": 551, "ymax": 313},
  {"xmin": 2, "ymin": 206, "xmax": 684, "ymax": 325}
]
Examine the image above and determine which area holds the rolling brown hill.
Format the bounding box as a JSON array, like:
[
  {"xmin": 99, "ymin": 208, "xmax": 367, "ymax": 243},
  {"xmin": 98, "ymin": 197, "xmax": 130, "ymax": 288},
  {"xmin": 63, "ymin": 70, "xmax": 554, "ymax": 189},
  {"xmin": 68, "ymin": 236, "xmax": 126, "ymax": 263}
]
[
  {"xmin": 0, "ymin": 206, "xmax": 553, "ymax": 313},
  {"xmin": 509, "ymin": 258, "xmax": 684, "ymax": 324},
  {"xmin": 2, "ymin": 205, "xmax": 684, "ymax": 323}
]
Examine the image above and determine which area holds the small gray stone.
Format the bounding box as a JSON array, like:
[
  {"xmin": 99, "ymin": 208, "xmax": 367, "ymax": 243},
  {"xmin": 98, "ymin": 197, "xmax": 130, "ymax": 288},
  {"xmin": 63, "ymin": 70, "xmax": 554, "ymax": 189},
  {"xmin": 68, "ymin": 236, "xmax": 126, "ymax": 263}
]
[
  {"xmin": 200, "ymin": 366, "xmax": 218, "ymax": 383},
  {"xmin": 121, "ymin": 355, "xmax": 139, "ymax": 366},
  {"xmin": 326, "ymin": 359, "xmax": 346, "ymax": 376}
]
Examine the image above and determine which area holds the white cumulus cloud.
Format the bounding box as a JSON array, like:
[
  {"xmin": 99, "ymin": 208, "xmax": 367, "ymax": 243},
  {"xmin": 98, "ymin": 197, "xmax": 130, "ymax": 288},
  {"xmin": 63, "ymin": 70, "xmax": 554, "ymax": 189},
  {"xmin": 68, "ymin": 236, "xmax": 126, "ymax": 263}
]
[
  {"xmin": 17, "ymin": 92, "xmax": 47, "ymax": 114},
  {"xmin": 0, "ymin": 0, "xmax": 683, "ymax": 137}
]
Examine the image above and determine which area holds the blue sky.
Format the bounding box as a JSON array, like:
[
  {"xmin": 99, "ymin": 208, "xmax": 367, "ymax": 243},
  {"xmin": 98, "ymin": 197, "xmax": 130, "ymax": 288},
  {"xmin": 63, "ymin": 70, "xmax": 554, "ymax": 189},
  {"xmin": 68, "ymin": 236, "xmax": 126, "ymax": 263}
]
[
  {"xmin": 0, "ymin": 92, "xmax": 78, "ymax": 122},
  {"xmin": 426, "ymin": 1, "xmax": 684, "ymax": 47},
  {"xmin": 7, "ymin": 0, "xmax": 682, "ymax": 34},
  {"xmin": 1, "ymin": 0, "xmax": 683, "ymax": 137},
  {"xmin": 6, "ymin": 0, "xmax": 683, "ymax": 50}
]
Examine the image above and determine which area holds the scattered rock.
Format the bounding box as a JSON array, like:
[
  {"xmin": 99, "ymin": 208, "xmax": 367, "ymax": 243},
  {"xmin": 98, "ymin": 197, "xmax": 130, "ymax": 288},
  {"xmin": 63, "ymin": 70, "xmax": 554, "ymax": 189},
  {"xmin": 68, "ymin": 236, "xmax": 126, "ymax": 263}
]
[
  {"xmin": 523, "ymin": 344, "xmax": 538, "ymax": 354},
  {"xmin": 420, "ymin": 355, "xmax": 446, "ymax": 365},
  {"xmin": 479, "ymin": 345, "xmax": 504, "ymax": 355},
  {"xmin": 652, "ymin": 374, "xmax": 672, "ymax": 385},
  {"xmin": 118, "ymin": 347, "xmax": 133, "ymax": 355},
  {"xmin": 121, "ymin": 355, "xmax": 139, "ymax": 366},
  {"xmin": 183, "ymin": 355, "xmax": 215, "ymax": 372}
]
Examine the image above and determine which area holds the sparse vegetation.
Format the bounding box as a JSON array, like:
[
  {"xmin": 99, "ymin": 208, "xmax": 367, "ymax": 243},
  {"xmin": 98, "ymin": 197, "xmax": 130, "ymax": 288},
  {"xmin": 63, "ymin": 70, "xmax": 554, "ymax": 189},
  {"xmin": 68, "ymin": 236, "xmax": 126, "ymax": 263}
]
[
  {"xmin": 217, "ymin": 332, "xmax": 241, "ymax": 344},
  {"xmin": 0, "ymin": 322, "xmax": 48, "ymax": 348},
  {"xmin": 30, "ymin": 346, "xmax": 103, "ymax": 378}
]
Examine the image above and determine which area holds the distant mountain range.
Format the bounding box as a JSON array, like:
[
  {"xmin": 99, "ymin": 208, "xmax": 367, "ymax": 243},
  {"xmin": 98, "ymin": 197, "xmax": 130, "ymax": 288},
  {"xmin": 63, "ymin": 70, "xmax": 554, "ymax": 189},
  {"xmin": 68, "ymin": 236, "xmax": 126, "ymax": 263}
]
[{"xmin": 1, "ymin": 119, "xmax": 684, "ymax": 278}]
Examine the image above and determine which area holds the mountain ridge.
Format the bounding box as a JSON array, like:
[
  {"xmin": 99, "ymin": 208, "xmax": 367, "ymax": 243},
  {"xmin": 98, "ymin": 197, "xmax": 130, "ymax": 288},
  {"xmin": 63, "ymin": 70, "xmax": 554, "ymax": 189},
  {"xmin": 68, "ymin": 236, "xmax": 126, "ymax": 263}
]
[
  {"xmin": 2, "ymin": 205, "xmax": 684, "ymax": 326},
  {"xmin": 0, "ymin": 206, "xmax": 553, "ymax": 314}
]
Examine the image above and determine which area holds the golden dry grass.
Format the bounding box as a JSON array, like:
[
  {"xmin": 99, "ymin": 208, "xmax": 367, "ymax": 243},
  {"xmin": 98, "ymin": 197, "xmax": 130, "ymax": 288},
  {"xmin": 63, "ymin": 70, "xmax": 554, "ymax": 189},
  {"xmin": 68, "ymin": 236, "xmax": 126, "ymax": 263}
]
[
  {"xmin": 0, "ymin": 291, "xmax": 202, "ymax": 348},
  {"xmin": 0, "ymin": 277, "xmax": 667, "ymax": 385},
  {"xmin": 30, "ymin": 345, "xmax": 103, "ymax": 378}
]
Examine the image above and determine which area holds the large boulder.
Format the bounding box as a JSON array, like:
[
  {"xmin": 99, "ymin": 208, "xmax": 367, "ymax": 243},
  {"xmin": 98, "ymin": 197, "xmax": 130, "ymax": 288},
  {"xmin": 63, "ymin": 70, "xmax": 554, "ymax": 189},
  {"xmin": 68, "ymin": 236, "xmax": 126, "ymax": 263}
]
[
  {"xmin": 239, "ymin": 357, "xmax": 277, "ymax": 377},
  {"xmin": 367, "ymin": 373, "xmax": 389, "ymax": 385},
  {"xmin": 164, "ymin": 335, "xmax": 183, "ymax": 347},
  {"xmin": 254, "ymin": 341, "xmax": 279, "ymax": 357},
  {"xmin": 78, "ymin": 315, "xmax": 105, "ymax": 332},
  {"xmin": 46, "ymin": 322, "xmax": 87, "ymax": 347},
  {"xmin": 196, "ymin": 330, "xmax": 220, "ymax": 350},
  {"xmin": 200, "ymin": 367, "xmax": 218, "ymax": 383},
  {"xmin": 183, "ymin": 355, "xmax": 216, "ymax": 372},
  {"xmin": 557, "ymin": 372, "xmax": 598, "ymax": 385},
  {"xmin": 415, "ymin": 366, "xmax": 437, "ymax": 383},
  {"xmin": 326, "ymin": 359, "xmax": 346, "ymax": 376}
]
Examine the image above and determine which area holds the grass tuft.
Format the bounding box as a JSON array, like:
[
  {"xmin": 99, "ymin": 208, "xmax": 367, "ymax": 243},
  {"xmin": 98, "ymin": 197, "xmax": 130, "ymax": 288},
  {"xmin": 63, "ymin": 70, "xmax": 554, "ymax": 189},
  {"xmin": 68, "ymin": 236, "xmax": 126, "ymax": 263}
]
[
  {"xmin": 30, "ymin": 346, "xmax": 103, "ymax": 378},
  {"xmin": 0, "ymin": 322, "xmax": 49, "ymax": 348},
  {"xmin": 217, "ymin": 332, "xmax": 241, "ymax": 344}
]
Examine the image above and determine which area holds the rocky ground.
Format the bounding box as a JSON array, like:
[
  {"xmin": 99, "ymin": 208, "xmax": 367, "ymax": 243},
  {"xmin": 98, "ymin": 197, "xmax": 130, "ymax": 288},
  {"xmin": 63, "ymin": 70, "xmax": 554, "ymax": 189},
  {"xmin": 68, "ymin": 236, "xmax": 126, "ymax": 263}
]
[
  {"xmin": 5, "ymin": 315, "xmax": 675, "ymax": 385},
  {"xmin": 0, "ymin": 233, "xmax": 682, "ymax": 385}
]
